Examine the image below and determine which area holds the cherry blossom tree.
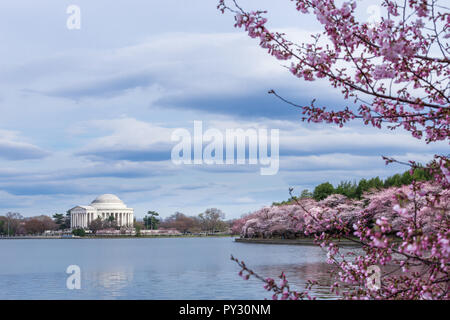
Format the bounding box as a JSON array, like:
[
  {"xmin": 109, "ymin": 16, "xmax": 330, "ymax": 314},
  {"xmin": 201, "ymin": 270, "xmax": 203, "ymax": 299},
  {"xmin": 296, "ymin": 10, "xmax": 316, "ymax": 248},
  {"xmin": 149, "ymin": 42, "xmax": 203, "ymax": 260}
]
[
  {"xmin": 219, "ymin": 0, "xmax": 449, "ymax": 299},
  {"xmin": 233, "ymin": 183, "xmax": 449, "ymax": 299},
  {"xmin": 218, "ymin": 0, "xmax": 449, "ymax": 142}
]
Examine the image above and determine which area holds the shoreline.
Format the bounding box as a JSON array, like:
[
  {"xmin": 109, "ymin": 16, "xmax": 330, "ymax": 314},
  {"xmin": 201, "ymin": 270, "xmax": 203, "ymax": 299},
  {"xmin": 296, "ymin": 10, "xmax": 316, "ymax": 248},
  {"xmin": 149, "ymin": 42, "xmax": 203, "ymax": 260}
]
[
  {"xmin": 234, "ymin": 237, "xmax": 361, "ymax": 246},
  {"xmin": 0, "ymin": 234, "xmax": 236, "ymax": 240},
  {"xmin": 1, "ymin": 235, "xmax": 360, "ymax": 246}
]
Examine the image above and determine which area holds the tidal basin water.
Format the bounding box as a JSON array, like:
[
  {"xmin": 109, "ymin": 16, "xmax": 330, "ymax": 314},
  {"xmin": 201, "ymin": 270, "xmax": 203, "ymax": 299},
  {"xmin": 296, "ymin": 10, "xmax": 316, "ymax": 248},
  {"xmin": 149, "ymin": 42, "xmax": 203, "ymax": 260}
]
[{"xmin": 0, "ymin": 237, "xmax": 339, "ymax": 300}]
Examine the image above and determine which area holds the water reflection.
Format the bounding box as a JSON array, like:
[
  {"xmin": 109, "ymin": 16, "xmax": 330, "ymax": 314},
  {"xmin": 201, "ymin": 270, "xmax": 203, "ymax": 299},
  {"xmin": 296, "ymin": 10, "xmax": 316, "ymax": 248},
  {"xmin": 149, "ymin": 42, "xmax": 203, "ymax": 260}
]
[
  {"xmin": 0, "ymin": 238, "xmax": 345, "ymax": 299},
  {"xmin": 256, "ymin": 262, "xmax": 340, "ymax": 299},
  {"xmin": 88, "ymin": 269, "xmax": 134, "ymax": 298}
]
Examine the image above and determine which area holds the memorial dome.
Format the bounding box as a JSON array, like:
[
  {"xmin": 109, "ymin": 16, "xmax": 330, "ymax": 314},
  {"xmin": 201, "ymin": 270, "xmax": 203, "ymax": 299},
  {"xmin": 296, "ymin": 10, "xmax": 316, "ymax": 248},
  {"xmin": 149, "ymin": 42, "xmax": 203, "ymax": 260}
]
[{"xmin": 90, "ymin": 194, "xmax": 127, "ymax": 209}]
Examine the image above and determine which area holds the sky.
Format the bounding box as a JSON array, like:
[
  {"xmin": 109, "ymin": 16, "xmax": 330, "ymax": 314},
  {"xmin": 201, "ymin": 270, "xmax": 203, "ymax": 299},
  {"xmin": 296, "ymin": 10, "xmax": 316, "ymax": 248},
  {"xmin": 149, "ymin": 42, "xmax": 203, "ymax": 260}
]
[{"xmin": 0, "ymin": 0, "xmax": 447, "ymax": 219}]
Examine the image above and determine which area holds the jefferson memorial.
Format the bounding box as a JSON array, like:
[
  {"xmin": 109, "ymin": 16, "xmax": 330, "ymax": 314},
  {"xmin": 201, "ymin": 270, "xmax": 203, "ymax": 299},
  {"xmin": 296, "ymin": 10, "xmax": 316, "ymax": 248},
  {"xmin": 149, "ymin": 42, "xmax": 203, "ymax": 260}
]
[{"xmin": 69, "ymin": 194, "xmax": 134, "ymax": 229}]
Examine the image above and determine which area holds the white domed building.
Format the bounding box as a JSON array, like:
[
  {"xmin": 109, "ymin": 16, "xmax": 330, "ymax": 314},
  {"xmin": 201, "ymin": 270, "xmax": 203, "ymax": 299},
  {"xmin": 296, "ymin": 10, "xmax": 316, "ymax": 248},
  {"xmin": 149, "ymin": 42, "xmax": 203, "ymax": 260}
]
[{"xmin": 69, "ymin": 194, "xmax": 134, "ymax": 229}]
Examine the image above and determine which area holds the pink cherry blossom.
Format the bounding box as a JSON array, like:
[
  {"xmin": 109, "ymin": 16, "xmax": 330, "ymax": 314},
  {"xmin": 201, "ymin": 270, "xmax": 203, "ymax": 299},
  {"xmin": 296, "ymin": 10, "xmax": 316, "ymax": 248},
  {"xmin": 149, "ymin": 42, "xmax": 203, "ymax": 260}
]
[{"xmin": 219, "ymin": 0, "xmax": 449, "ymax": 300}]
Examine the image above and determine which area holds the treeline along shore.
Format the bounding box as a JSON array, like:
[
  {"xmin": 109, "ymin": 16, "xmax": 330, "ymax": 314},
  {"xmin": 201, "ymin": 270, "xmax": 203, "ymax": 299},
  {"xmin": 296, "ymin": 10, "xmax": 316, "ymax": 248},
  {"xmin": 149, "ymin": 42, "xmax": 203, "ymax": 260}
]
[
  {"xmin": 0, "ymin": 233, "xmax": 234, "ymax": 240},
  {"xmin": 0, "ymin": 208, "xmax": 236, "ymax": 238},
  {"xmin": 1, "ymin": 168, "xmax": 439, "ymax": 244}
]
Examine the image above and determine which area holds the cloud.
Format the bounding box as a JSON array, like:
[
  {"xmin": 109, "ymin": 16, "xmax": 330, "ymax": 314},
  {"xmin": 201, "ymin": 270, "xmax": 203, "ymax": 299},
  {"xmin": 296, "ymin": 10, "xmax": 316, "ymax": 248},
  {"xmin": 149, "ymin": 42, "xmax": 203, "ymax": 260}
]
[
  {"xmin": 0, "ymin": 2, "xmax": 446, "ymax": 219},
  {"xmin": 70, "ymin": 117, "xmax": 448, "ymax": 171},
  {"xmin": 0, "ymin": 190, "xmax": 34, "ymax": 209},
  {"xmin": 72, "ymin": 118, "xmax": 175, "ymax": 161},
  {"xmin": 18, "ymin": 30, "xmax": 339, "ymax": 120},
  {"xmin": 157, "ymin": 91, "xmax": 305, "ymax": 119},
  {"xmin": 235, "ymin": 197, "xmax": 256, "ymax": 204},
  {"xmin": 1, "ymin": 160, "xmax": 177, "ymax": 184},
  {"xmin": 0, "ymin": 130, "xmax": 49, "ymax": 160},
  {"xmin": 280, "ymin": 154, "xmax": 385, "ymax": 172},
  {"xmin": 175, "ymin": 182, "xmax": 223, "ymax": 191},
  {"xmin": 279, "ymin": 128, "xmax": 448, "ymax": 157},
  {"xmin": 78, "ymin": 147, "xmax": 172, "ymax": 162},
  {"xmin": 62, "ymin": 161, "xmax": 177, "ymax": 180},
  {"xmin": 44, "ymin": 71, "xmax": 157, "ymax": 100},
  {"xmin": 0, "ymin": 181, "xmax": 158, "ymax": 196}
]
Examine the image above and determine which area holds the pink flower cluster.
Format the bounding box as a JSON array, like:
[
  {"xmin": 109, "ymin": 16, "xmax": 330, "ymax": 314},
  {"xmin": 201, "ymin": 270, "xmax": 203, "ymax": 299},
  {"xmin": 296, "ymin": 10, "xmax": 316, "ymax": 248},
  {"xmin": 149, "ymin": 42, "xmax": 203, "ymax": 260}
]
[
  {"xmin": 218, "ymin": 0, "xmax": 449, "ymax": 143},
  {"xmin": 218, "ymin": 0, "xmax": 449, "ymax": 299},
  {"xmin": 235, "ymin": 183, "xmax": 448, "ymax": 239},
  {"xmin": 233, "ymin": 182, "xmax": 449, "ymax": 299}
]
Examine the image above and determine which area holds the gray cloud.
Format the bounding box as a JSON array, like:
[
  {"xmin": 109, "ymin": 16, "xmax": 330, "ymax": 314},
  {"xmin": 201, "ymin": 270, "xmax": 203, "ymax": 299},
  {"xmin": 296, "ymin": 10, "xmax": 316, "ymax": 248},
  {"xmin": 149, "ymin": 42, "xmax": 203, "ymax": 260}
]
[
  {"xmin": 0, "ymin": 140, "xmax": 49, "ymax": 160},
  {"xmin": 0, "ymin": 0, "xmax": 445, "ymax": 218},
  {"xmin": 156, "ymin": 91, "xmax": 306, "ymax": 119},
  {"xmin": 43, "ymin": 71, "xmax": 156, "ymax": 100},
  {"xmin": 77, "ymin": 148, "xmax": 172, "ymax": 162},
  {"xmin": 0, "ymin": 181, "xmax": 158, "ymax": 196}
]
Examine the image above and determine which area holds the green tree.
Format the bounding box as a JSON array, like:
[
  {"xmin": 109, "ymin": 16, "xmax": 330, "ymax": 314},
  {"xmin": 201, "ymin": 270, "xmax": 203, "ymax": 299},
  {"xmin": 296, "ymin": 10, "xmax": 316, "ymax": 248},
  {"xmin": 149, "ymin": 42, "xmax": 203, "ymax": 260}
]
[
  {"xmin": 335, "ymin": 181, "xmax": 357, "ymax": 198},
  {"xmin": 299, "ymin": 189, "xmax": 313, "ymax": 199},
  {"xmin": 355, "ymin": 178, "xmax": 368, "ymax": 199},
  {"xmin": 72, "ymin": 228, "xmax": 85, "ymax": 237},
  {"xmin": 384, "ymin": 173, "xmax": 403, "ymax": 187},
  {"xmin": 276, "ymin": 166, "xmax": 435, "ymax": 204},
  {"xmin": 313, "ymin": 182, "xmax": 335, "ymax": 201},
  {"xmin": 368, "ymin": 177, "xmax": 384, "ymax": 190},
  {"xmin": 412, "ymin": 167, "xmax": 432, "ymax": 181},
  {"xmin": 401, "ymin": 171, "xmax": 413, "ymax": 185},
  {"xmin": 52, "ymin": 213, "xmax": 65, "ymax": 230},
  {"xmin": 63, "ymin": 211, "xmax": 71, "ymax": 229},
  {"xmin": 134, "ymin": 223, "xmax": 142, "ymax": 237},
  {"xmin": 144, "ymin": 211, "xmax": 160, "ymax": 230},
  {"xmin": 0, "ymin": 219, "xmax": 5, "ymax": 235}
]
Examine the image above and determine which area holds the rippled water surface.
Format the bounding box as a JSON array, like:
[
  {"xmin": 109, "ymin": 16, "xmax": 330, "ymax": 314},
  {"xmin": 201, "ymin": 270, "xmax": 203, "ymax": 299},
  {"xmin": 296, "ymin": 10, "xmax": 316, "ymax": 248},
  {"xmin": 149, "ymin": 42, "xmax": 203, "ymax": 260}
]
[{"xmin": 0, "ymin": 237, "xmax": 340, "ymax": 299}]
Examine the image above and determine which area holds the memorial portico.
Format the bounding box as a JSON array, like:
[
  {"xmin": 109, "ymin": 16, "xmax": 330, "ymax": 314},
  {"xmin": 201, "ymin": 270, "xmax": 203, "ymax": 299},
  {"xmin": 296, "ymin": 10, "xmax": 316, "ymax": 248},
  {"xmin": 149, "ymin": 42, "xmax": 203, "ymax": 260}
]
[{"xmin": 69, "ymin": 194, "xmax": 134, "ymax": 229}]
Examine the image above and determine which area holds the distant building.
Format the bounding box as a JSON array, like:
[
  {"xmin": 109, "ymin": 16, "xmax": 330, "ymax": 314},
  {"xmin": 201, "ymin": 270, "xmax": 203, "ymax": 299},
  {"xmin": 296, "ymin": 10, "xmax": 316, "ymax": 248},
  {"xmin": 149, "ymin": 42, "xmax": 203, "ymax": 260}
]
[{"xmin": 69, "ymin": 194, "xmax": 134, "ymax": 229}]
